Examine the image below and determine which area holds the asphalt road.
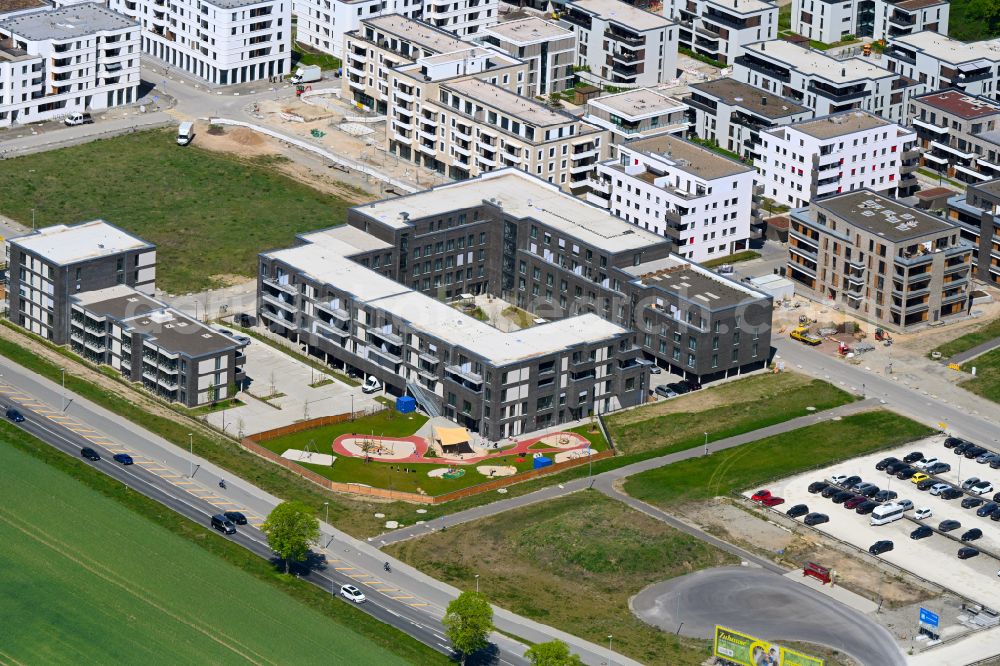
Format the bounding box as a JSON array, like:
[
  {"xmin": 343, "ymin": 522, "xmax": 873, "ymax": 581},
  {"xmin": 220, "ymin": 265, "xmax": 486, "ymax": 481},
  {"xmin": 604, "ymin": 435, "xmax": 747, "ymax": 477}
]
[
  {"xmin": 0, "ymin": 395, "xmax": 481, "ymax": 664},
  {"xmin": 631, "ymin": 567, "xmax": 906, "ymax": 666}
]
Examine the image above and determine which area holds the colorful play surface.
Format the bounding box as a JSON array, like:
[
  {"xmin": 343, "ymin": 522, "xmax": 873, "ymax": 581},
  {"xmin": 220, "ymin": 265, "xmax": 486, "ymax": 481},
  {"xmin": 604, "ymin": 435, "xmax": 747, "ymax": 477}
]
[{"xmin": 331, "ymin": 431, "xmax": 591, "ymax": 466}]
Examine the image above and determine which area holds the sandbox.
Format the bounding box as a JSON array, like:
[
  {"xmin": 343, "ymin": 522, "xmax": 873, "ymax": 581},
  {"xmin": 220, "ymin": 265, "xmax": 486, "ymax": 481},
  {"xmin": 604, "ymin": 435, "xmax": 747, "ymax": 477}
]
[
  {"xmin": 339, "ymin": 436, "xmax": 417, "ymax": 461},
  {"xmin": 476, "ymin": 465, "xmax": 517, "ymax": 477},
  {"xmin": 282, "ymin": 449, "xmax": 335, "ymax": 466},
  {"xmin": 554, "ymin": 448, "xmax": 595, "ymax": 464}
]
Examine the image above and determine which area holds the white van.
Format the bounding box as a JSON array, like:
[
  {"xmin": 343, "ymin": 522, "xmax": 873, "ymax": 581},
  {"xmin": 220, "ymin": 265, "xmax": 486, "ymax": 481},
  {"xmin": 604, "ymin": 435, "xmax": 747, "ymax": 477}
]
[
  {"xmin": 870, "ymin": 502, "xmax": 905, "ymax": 526},
  {"xmin": 177, "ymin": 121, "xmax": 194, "ymax": 146},
  {"xmin": 361, "ymin": 376, "xmax": 382, "ymax": 394}
]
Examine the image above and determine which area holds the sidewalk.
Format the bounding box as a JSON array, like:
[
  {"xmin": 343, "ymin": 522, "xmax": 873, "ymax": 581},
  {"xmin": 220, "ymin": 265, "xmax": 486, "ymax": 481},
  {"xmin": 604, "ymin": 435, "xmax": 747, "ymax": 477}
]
[{"xmin": 949, "ymin": 337, "xmax": 1000, "ymax": 365}]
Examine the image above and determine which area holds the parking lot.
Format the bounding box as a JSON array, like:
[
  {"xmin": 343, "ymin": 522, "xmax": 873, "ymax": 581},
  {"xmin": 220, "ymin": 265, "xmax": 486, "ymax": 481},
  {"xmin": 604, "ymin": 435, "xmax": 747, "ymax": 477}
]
[{"xmin": 744, "ymin": 433, "xmax": 1000, "ymax": 608}]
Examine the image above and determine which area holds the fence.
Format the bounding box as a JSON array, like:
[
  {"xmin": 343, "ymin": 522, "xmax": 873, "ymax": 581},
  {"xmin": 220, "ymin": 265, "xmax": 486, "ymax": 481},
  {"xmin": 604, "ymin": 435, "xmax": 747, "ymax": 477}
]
[{"xmin": 246, "ymin": 408, "xmax": 386, "ymax": 443}]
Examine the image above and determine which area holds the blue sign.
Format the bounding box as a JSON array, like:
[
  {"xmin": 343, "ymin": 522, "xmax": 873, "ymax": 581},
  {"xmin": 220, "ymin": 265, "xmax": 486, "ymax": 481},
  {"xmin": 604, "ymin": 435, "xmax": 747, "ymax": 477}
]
[{"xmin": 919, "ymin": 607, "xmax": 940, "ymax": 628}]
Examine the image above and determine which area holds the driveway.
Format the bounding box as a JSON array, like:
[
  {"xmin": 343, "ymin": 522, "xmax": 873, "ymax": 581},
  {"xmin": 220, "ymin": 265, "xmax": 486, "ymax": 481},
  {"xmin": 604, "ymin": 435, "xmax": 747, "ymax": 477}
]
[{"xmin": 631, "ymin": 567, "xmax": 906, "ymax": 666}]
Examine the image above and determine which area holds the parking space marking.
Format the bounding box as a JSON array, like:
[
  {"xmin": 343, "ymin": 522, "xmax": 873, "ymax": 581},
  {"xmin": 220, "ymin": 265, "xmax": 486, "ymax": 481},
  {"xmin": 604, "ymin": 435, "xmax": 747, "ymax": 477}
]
[
  {"xmin": 334, "ymin": 567, "xmax": 355, "ymax": 571},
  {"xmin": 408, "ymin": 603, "xmax": 428, "ymax": 607},
  {"xmin": 388, "ymin": 595, "xmax": 414, "ymax": 600}
]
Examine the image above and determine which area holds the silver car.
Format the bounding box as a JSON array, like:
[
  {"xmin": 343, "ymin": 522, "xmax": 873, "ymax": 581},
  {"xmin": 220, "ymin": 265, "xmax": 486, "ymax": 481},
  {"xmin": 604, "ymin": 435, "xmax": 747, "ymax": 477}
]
[{"xmin": 929, "ymin": 483, "xmax": 951, "ymax": 496}]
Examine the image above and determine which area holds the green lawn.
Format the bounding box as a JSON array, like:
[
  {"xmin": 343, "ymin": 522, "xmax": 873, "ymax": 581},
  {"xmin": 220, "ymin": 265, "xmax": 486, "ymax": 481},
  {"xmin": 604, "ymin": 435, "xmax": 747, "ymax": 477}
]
[
  {"xmin": 778, "ymin": 3, "xmax": 791, "ymax": 32},
  {"xmin": 624, "ymin": 411, "xmax": 933, "ymax": 506},
  {"xmin": 0, "ymin": 129, "xmax": 353, "ymax": 292},
  {"xmin": 932, "ymin": 318, "xmax": 1000, "ymax": 359},
  {"xmin": 960, "ymin": 348, "xmax": 1000, "ymax": 403},
  {"xmin": 386, "ymin": 492, "xmax": 731, "ymax": 665},
  {"xmin": 948, "ymin": 0, "xmax": 1000, "ymax": 41},
  {"xmin": 605, "ymin": 373, "xmax": 856, "ymax": 456},
  {"xmin": 0, "ymin": 429, "xmax": 423, "ymax": 665},
  {"xmin": 701, "ymin": 250, "xmax": 761, "ymax": 268}
]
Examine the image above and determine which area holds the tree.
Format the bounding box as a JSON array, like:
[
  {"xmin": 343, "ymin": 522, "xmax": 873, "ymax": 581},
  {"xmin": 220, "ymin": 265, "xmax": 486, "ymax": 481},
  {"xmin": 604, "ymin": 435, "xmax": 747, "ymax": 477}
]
[
  {"xmin": 525, "ymin": 640, "xmax": 583, "ymax": 666},
  {"xmin": 443, "ymin": 591, "xmax": 493, "ymax": 664},
  {"xmin": 260, "ymin": 501, "xmax": 320, "ymax": 574}
]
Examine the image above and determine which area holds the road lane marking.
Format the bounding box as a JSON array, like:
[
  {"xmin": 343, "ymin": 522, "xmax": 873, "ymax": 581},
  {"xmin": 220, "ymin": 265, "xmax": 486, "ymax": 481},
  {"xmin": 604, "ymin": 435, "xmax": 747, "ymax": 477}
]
[
  {"xmin": 334, "ymin": 567, "xmax": 355, "ymax": 571},
  {"xmin": 409, "ymin": 603, "xmax": 429, "ymax": 607},
  {"xmin": 389, "ymin": 595, "xmax": 414, "ymax": 600}
]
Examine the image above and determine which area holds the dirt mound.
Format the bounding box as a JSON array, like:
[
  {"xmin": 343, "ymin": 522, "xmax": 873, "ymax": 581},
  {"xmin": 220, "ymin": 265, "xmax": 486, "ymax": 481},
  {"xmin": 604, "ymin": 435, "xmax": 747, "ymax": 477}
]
[{"xmin": 228, "ymin": 127, "xmax": 265, "ymax": 146}]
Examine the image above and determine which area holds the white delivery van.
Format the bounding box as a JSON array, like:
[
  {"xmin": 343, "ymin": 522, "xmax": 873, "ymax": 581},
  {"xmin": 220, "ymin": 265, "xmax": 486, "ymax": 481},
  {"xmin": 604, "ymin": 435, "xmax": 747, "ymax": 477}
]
[
  {"xmin": 290, "ymin": 65, "xmax": 322, "ymax": 84},
  {"xmin": 870, "ymin": 502, "xmax": 905, "ymax": 526},
  {"xmin": 177, "ymin": 121, "xmax": 194, "ymax": 146}
]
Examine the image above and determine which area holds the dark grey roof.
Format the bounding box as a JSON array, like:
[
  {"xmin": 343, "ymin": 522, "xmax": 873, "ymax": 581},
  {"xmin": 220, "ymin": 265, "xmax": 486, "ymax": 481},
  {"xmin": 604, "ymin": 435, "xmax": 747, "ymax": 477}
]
[
  {"xmin": 689, "ymin": 78, "xmax": 808, "ymax": 120},
  {"xmin": 816, "ymin": 190, "xmax": 956, "ymax": 242},
  {"xmin": 0, "ymin": 3, "xmax": 135, "ymax": 41}
]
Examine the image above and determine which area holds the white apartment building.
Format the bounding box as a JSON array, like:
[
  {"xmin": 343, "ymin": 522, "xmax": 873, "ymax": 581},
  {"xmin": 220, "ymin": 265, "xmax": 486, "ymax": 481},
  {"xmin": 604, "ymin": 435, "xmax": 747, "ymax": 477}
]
[
  {"xmin": 757, "ymin": 110, "xmax": 919, "ymax": 208},
  {"xmin": 686, "ymin": 77, "xmax": 812, "ymax": 162},
  {"xmin": 561, "ymin": 0, "xmax": 678, "ymax": 88},
  {"xmin": 583, "ymin": 87, "xmax": 688, "ymax": 151},
  {"xmin": 669, "ymin": 0, "xmax": 777, "ymax": 66},
  {"xmin": 0, "ymin": 3, "xmax": 139, "ymax": 127},
  {"xmin": 422, "ymin": 0, "xmax": 497, "ymax": 37},
  {"xmin": 109, "ymin": 0, "xmax": 290, "ymax": 85},
  {"xmin": 587, "ymin": 134, "xmax": 758, "ymax": 262},
  {"xmin": 791, "ymin": 0, "xmax": 947, "ymax": 45},
  {"xmin": 884, "ymin": 32, "xmax": 1000, "ymax": 100},
  {"xmin": 480, "ymin": 16, "xmax": 574, "ymax": 97},
  {"xmin": 733, "ymin": 39, "xmax": 912, "ymax": 123}
]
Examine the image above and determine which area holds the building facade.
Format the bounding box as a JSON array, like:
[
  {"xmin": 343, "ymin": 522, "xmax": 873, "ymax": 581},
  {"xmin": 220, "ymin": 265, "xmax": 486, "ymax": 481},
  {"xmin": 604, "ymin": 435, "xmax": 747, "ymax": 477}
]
[
  {"xmin": 0, "ymin": 3, "xmax": 140, "ymax": 127},
  {"xmin": 757, "ymin": 110, "xmax": 919, "ymax": 208},
  {"xmin": 259, "ymin": 169, "xmax": 773, "ymax": 437},
  {"xmin": 294, "ymin": 0, "xmax": 419, "ymax": 59},
  {"xmin": 587, "ymin": 134, "xmax": 760, "ymax": 262},
  {"xmin": 786, "ymin": 190, "xmax": 972, "ymax": 331},
  {"xmin": 583, "ymin": 87, "xmax": 689, "ymax": 151},
  {"xmin": 109, "ymin": 0, "xmax": 291, "ymax": 85},
  {"xmin": 947, "ymin": 179, "xmax": 1000, "ymax": 287},
  {"xmin": 479, "ymin": 16, "xmax": 575, "ymax": 97},
  {"xmin": 561, "ymin": 0, "xmax": 678, "ymax": 88},
  {"xmin": 685, "ymin": 77, "xmax": 812, "ymax": 162},
  {"xmin": 883, "ymin": 32, "xmax": 1000, "ymax": 100},
  {"xmin": 670, "ymin": 0, "xmax": 777, "ymax": 66},
  {"xmin": 908, "ymin": 90, "xmax": 1000, "ymax": 185},
  {"xmin": 791, "ymin": 0, "xmax": 948, "ymax": 45}
]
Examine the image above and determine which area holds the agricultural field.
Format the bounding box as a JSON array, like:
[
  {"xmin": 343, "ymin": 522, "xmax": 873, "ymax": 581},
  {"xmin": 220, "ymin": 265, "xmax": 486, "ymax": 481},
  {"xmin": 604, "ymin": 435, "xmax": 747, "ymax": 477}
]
[{"xmin": 0, "ymin": 438, "xmax": 411, "ymax": 665}]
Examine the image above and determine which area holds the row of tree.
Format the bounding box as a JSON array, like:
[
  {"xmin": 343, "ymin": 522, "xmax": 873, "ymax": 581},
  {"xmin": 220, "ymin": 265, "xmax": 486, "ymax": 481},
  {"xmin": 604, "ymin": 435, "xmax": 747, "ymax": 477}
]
[{"xmin": 260, "ymin": 501, "xmax": 584, "ymax": 665}]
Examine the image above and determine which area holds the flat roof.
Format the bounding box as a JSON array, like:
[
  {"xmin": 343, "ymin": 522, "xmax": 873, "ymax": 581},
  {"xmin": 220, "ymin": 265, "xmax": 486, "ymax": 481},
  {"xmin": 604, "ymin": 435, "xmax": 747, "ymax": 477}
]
[
  {"xmin": 568, "ymin": 0, "xmax": 673, "ymax": 31},
  {"xmin": 815, "ymin": 190, "xmax": 956, "ymax": 242},
  {"xmin": 444, "ymin": 78, "xmax": 572, "ymax": 127},
  {"xmin": 704, "ymin": 0, "xmax": 774, "ymax": 14},
  {"xmin": 912, "ymin": 90, "xmax": 1000, "ymax": 119},
  {"xmin": 484, "ymin": 16, "xmax": 572, "ymax": 44},
  {"xmin": 623, "ymin": 134, "xmax": 752, "ymax": 180},
  {"xmin": 972, "ymin": 178, "xmax": 1000, "ymax": 198},
  {"xmin": 357, "ymin": 168, "xmax": 667, "ymax": 252},
  {"xmin": 745, "ymin": 40, "xmax": 893, "ymax": 82},
  {"xmin": 297, "ymin": 224, "xmax": 393, "ymax": 254},
  {"xmin": 624, "ymin": 256, "xmax": 767, "ymax": 309},
  {"xmin": 588, "ymin": 87, "xmax": 687, "ymax": 120},
  {"xmin": 688, "ymin": 78, "xmax": 808, "ymax": 119},
  {"xmin": 0, "ymin": 3, "xmax": 135, "ymax": 40},
  {"xmin": 361, "ymin": 14, "xmax": 469, "ymax": 55},
  {"xmin": 11, "ymin": 220, "xmax": 152, "ymax": 265},
  {"xmin": 892, "ymin": 31, "xmax": 1000, "ymax": 64},
  {"xmin": 72, "ymin": 285, "xmax": 161, "ymax": 320},
  {"xmin": 0, "ymin": 38, "xmax": 33, "ymax": 61},
  {"xmin": 204, "ymin": 0, "xmax": 275, "ymax": 8},
  {"xmin": 123, "ymin": 308, "xmax": 240, "ymax": 357},
  {"xmin": 895, "ymin": 0, "xmax": 947, "ymax": 9},
  {"xmin": 784, "ymin": 110, "xmax": 894, "ymax": 140}
]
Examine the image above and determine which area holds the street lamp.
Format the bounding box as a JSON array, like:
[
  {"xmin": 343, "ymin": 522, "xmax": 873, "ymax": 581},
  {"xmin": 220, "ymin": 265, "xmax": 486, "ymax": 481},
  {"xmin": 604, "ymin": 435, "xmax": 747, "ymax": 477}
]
[
  {"xmin": 704, "ymin": 432, "xmax": 709, "ymax": 456},
  {"xmin": 324, "ymin": 501, "xmax": 330, "ymax": 524},
  {"xmin": 474, "ymin": 574, "xmax": 480, "ymax": 593},
  {"xmin": 188, "ymin": 432, "xmax": 194, "ymax": 478},
  {"xmin": 607, "ymin": 635, "xmax": 614, "ymax": 666},
  {"xmin": 60, "ymin": 367, "xmax": 66, "ymax": 411}
]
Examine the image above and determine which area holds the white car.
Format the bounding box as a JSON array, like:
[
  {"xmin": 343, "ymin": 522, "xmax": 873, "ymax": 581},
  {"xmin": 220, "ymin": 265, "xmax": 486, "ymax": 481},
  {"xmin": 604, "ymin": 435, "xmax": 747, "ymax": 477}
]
[
  {"xmin": 827, "ymin": 474, "xmax": 848, "ymax": 485},
  {"xmin": 340, "ymin": 584, "xmax": 366, "ymax": 603},
  {"xmin": 929, "ymin": 483, "xmax": 951, "ymax": 496},
  {"xmin": 914, "ymin": 507, "xmax": 932, "ymax": 520},
  {"xmin": 969, "ymin": 481, "xmax": 995, "ymax": 496},
  {"xmin": 914, "ymin": 457, "xmax": 940, "ymax": 471},
  {"xmin": 361, "ymin": 376, "xmax": 382, "ymax": 394}
]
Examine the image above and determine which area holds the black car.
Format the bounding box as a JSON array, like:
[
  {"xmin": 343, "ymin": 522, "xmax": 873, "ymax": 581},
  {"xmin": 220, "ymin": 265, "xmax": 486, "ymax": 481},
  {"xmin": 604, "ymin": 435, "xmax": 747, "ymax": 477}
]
[
  {"xmin": 856, "ymin": 500, "xmax": 879, "ymax": 515},
  {"xmin": 993, "ymin": 492, "xmax": 1000, "ymax": 503},
  {"xmin": 954, "ymin": 441, "xmax": 974, "ymax": 455},
  {"xmin": 958, "ymin": 547, "xmax": 980, "ymax": 560},
  {"xmin": 926, "ymin": 462, "xmax": 952, "ymax": 475},
  {"xmin": 842, "ymin": 475, "xmax": 862, "ymax": 488},
  {"xmin": 808, "ymin": 481, "xmax": 830, "ymax": 494},
  {"xmin": 885, "ymin": 461, "xmax": 910, "ymax": 475},
  {"xmin": 869, "ymin": 540, "xmax": 894, "ymax": 555},
  {"xmin": 874, "ymin": 489, "xmax": 898, "ymax": 502},
  {"xmin": 224, "ymin": 511, "xmax": 247, "ymax": 525},
  {"xmin": 5, "ymin": 408, "xmax": 24, "ymax": 423},
  {"xmin": 668, "ymin": 382, "xmax": 691, "ymax": 395},
  {"xmin": 962, "ymin": 496, "xmax": 985, "ymax": 509},
  {"xmin": 910, "ymin": 526, "xmax": 933, "ymax": 540},
  {"xmin": 112, "ymin": 453, "xmax": 134, "ymax": 465},
  {"xmin": 961, "ymin": 528, "xmax": 983, "ymax": 542},
  {"xmin": 992, "ymin": 509, "xmax": 1000, "ymax": 522},
  {"xmin": 896, "ymin": 467, "xmax": 919, "ymax": 480},
  {"xmin": 832, "ymin": 490, "xmax": 854, "ymax": 504},
  {"xmin": 941, "ymin": 488, "xmax": 964, "ymax": 500},
  {"xmin": 821, "ymin": 485, "xmax": 842, "ymax": 498},
  {"xmin": 804, "ymin": 513, "xmax": 829, "ymax": 526},
  {"xmin": 680, "ymin": 379, "xmax": 702, "ymax": 391},
  {"xmin": 786, "ymin": 504, "xmax": 809, "ymax": 518},
  {"xmin": 80, "ymin": 447, "xmax": 100, "ymax": 461},
  {"xmin": 965, "ymin": 446, "xmax": 987, "ymax": 459},
  {"xmin": 917, "ymin": 478, "xmax": 938, "ymax": 491},
  {"xmin": 903, "ymin": 451, "xmax": 924, "ymax": 464},
  {"xmin": 939, "ymin": 519, "xmax": 962, "ymax": 532},
  {"xmin": 944, "ymin": 436, "xmax": 968, "ymax": 449},
  {"xmin": 858, "ymin": 485, "xmax": 880, "ymax": 498},
  {"xmin": 991, "ymin": 458, "xmax": 1000, "ymax": 470},
  {"xmin": 876, "ymin": 456, "xmax": 900, "ymax": 471}
]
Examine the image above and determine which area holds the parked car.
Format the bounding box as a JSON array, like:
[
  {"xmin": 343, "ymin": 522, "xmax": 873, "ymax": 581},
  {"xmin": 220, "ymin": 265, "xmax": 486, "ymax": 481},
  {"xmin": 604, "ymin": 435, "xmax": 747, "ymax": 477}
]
[
  {"xmin": 648, "ymin": 365, "xmax": 662, "ymax": 375},
  {"xmin": 844, "ymin": 495, "xmax": 868, "ymax": 509},
  {"xmin": 981, "ymin": 502, "xmax": 1000, "ymax": 518},
  {"xmin": 856, "ymin": 500, "xmax": 879, "ymax": 515},
  {"xmin": 916, "ymin": 478, "xmax": 938, "ymax": 491},
  {"xmin": 977, "ymin": 452, "xmax": 999, "ymax": 465},
  {"xmin": 750, "ymin": 489, "xmax": 774, "ymax": 502},
  {"xmin": 64, "ymin": 112, "xmax": 94, "ymax": 126},
  {"xmin": 896, "ymin": 467, "xmax": 920, "ymax": 480},
  {"xmin": 804, "ymin": 513, "xmax": 829, "ymax": 526},
  {"xmin": 914, "ymin": 457, "xmax": 940, "ymax": 471},
  {"xmin": 962, "ymin": 477, "xmax": 982, "ymax": 491},
  {"xmin": 993, "ymin": 492, "xmax": 1000, "ymax": 503},
  {"xmin": 80, "ymin": 447, "xmax": 100, "ymax": 461},
  {"xmin": 962, "ymin": 496, "xmax": 985, "ymax": 509},
  {"xmin": 876, "ymin": 456, "xmax": 900, "ymax": 471},
  {"xmin": 832, "ymin": 491, "xmax": 854, "ymax": 504},
  {"xmin": 903, "ymin": 451, "xmax": 924, "ymax": 464},
  {"xmin": 939, "ymin": 520, "xmax": 962, "ymax": 532},
  {"xmin": 808, "ymin": 481, "xmax": 830, "ymax": 494},
  {"xmin": 786, "ymin": 504, "xmax": 809, "ymax": 518},
  {"xmin": 885, "ymin": 461, "xmax": 910, "ymax": 475},
  {"xmin": 669, "ymin": 382, "xmax": 691, "ymax": 395},
  {"xmin": 958, "ymin": 547, "xmax": 980, "ymax": 559},
  {"xmin": 761, "ymin": 496, "xmax": 785, "ymax": 507},
  {"xmin": 954, "ymin": 441, "xmax": 975, "ymax": 455},
  {"xmin": 856, "ymin": 483, "xmax": 880, "ymax": 498},
  {"xmin": 361, "ymin": 376, "xmax": 383, "ymax": 394},
  {"xmin": 991, "ymin": 458, "xmax": 1000, "ymax": 470},
  {"xmin": 911, "ymin": 472, "xmax": 930, "ymax": 485},
  {"xmin": 944, "ymin": 436, "xmax": 969, "ymax": 449},
  {"xmin": 112, "ymin": 453, "xmax": 134, "ymax": 465},
  {"xmin": 897, "ymin": 499, "xmax": 914, "ymax": 511},
  {"xmin": 5, "ymin": 408, "xmax": 24, "ymax": 423},
  {"xmin": 875, "ymin": 489, "xmax": 899, "ymax": 502},
  {"xmin": 910, "ymin": 526, "xmax": 934, "ymax": 540},
  {"xmin": 965, "ymin": 446, "xmax": 987, "ymax": 459},
  {"xmin": 929, "ymin": 483, "xmax": 951, "ymax": 496},
  {"xmin": 842, "ymin": 475, "xmax": 862, "ymax": 488},
  {"xmin": 970, "ymin": 481, "xmax": 994, "ymax": 496},
  {"xmin": 679, "ymin": 379, "xmax": 702, "ymax": 391},
  {"xmin": 655, "ymin": 385, "xmax": 678, "ymax": 399},
  {"xmin": 926, "ymin": 462, "xmax": 952, "ymax": 475},
  {"xmin": 223, "ymin": 511, "xmax": 247, "ymax": 525},
  {"xmin": 961, "ymin": 528, "xmax": 983, "ymax": 542},
  {"xmin": 942, "ymin": 488, "xmax": 964, "ymax": 500},
  {"xmin": 915, "ymin": 507, "xmax": 933, "ymax": 520},
  {"xmin": 822, "ymin": 485, "xmax": 843, "ymax": 499},
  {"xmin": 340, "ymin": 584, "xmax": 367, "ymax": 603},
  {"xmin": 869, "ymin": 540, "xmax": 894, "ymax": 555},
  {"xmin": 992, "ymin": 509, "xmax": 1000, "ymax": 522}
]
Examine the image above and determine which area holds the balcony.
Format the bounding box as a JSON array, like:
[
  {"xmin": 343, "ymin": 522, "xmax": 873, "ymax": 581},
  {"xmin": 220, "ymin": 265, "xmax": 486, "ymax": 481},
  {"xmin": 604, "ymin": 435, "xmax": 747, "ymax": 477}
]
[
  {"xmin": 394, "ymin": 88, "xmax": 414, "ymax": 103},
  {"xmin": 911, "ymin": 118, "xmax": 948, "ymax": 134},
  {"xmin": 611, "ymin": 49, "xmax": 639, "ymax": 63},
  {"xmin": 603, "ymin": 29, "xmax": 644, "ymax": 46},
  {"xmin": 445, "ymin": 364, "xmax": 483, "ymax": 391},
  {"xmin": 889, "ymin": 11, "xmax": 916, "ymax": 26},
  {"xmin": 369, "ymin": 327, "xmax": 403, "ymax": 346},
  {"xmin": 930, "ymin": 140, "xmax": 974, "ymax": 160},
  {"xmin": 316, "ymin": 301, "xmax": 349, "ymax": 320},
  {"xmin": 367, "ymin": 344, "xmax": 402, "ymax": 364},
  {"xmin": 262, "ymin": 292, "xmax": 297, "ymax": 312}
]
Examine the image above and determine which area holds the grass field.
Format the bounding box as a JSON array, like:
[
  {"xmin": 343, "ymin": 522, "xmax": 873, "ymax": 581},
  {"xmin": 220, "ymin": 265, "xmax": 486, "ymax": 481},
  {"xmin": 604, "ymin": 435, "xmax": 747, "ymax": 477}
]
[
  {"xmin": 932, "ymin": 318, "xmax": 1000, "ymax": 359},
  {"xmin": 0, "ymin": 129, "xmax": 353, "ymax": 292},
  {"xmin": 624, "ymin": 410, "xmax": 934, "ymax": 506},
  {"xmin": 961, "ymin": 348, "xmax": 1000, "ymax": 403},
  {"xmin": 605, "ymin": 373, "xmax": 855, "ymax": 456},
  {"xmin": 386, "ymin": 492, "xmax": 732, "ymax": 665},
  {"xmin": 0, "ymin": 434, "xmax": 417, "ymax": 665},
  {"xmin": 948, "ymin": 0, "xmax": 1000, "ymax": 41}
]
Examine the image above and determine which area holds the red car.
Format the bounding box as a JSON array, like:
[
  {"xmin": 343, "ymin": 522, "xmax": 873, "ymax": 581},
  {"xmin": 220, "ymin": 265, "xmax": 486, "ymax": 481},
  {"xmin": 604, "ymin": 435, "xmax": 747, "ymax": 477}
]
[
  {"xmin": 844, "ymin": 495, "xmax": 868, "ymax": 510},
  {"xmin": 750, "ymin": 489, "xmax": 773, "ymax": 502},
  {"xmin": 761, "ymin": 496, "xmax": 785, "ymax": 507}
]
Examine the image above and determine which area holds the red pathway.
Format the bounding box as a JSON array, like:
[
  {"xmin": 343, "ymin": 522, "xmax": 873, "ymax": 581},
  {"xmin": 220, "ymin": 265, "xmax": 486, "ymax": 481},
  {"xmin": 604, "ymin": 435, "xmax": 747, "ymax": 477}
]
[{"xmin": 330, "ymin": 431, "xmax": 591, "ymax": 465}]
